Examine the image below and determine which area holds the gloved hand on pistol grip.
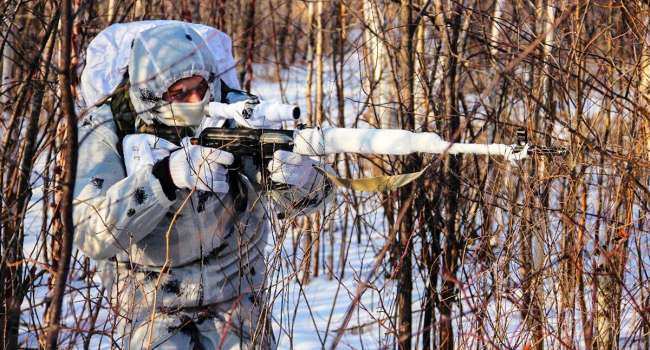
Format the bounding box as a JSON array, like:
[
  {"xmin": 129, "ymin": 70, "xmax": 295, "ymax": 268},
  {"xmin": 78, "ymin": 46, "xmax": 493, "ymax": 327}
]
[
  {"xmin": 169, "ymin": 137, "xmax": 234, "ymax": 193},
  {"xmin": 267, "ymin": 150, "xmax": 328, "ymax": 189}
]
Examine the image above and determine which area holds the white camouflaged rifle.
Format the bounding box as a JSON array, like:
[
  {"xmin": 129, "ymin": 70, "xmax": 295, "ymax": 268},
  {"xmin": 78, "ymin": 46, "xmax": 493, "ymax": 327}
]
[{"xmin": 192, "ymin": 101, "xmax": 566, "ymax": 191}]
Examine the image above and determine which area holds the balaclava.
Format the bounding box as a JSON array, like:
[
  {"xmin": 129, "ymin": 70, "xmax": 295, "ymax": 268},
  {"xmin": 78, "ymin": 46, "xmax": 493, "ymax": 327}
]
[{"xmin": 128, "ymin": 23, "xmax": 219, "ymax": 127}]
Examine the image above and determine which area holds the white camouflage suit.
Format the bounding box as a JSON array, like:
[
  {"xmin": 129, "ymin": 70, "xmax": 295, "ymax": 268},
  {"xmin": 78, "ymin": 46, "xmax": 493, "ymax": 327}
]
[{"xmin": 73, "ymin": 23, "xmax": 331, "ymax": 349}]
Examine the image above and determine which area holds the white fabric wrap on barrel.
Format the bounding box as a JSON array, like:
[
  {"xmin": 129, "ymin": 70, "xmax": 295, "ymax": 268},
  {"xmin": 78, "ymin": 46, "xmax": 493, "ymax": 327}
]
[{"xmin": 292, "ymin": 128, "xmax": 522, "ymax": 158}]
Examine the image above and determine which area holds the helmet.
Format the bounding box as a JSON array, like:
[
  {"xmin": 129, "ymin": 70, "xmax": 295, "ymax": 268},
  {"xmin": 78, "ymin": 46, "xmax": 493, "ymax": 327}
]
[{"xmin": 128, "ymin": 22, "xmax": 219, "ymax": 127}]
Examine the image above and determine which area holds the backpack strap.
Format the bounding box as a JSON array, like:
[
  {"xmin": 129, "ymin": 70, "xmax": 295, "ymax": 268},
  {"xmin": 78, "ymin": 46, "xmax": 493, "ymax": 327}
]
[
  {"xmin": 136, "ymin": 120, "xmax": 194, "ymax": 146},
  {"xmin": 109, "ymin": 75, "xmax": 137, "ymax": 142}
]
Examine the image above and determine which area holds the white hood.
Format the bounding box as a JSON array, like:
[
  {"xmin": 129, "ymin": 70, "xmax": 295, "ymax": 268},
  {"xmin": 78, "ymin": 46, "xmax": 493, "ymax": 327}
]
[
  {"xmin": 128, "ymin": 22, "xmax": 219, "ymax": 126},
  {"xmin": 80, "ymin": 21, "xmax": 240, "ymax": 109}
]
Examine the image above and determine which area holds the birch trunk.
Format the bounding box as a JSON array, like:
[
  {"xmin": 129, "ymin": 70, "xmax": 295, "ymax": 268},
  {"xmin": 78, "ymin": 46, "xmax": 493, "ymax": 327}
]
[
  {"xmin": 301, "ymin": 1, "xmax": 316, "ymax": 284},
  {"xmin": 363, "ymin": 0, "xmax": 396, "ymax": 129},
  {"xmin": 489, "ymin": 0, "xmax": 505, "ymax": 59},
  {"xmin": 1, "ymin": 22, "xmax": 14, "ymax": 107},
  {"xmin": 639, "ymin": 6, "xmax": 650, "ymax": 161},
  {"xmin": 107, "ymin": 0, "xmax": 116, "ymax": 24},
  {"xmin": 133, "ymin": 0, "xmax": 147, "ymax": 20},
  {"xmin": 311, "ymin": 0, "xmax": 324, "ymax": 279},
  {"xmin": 414, "ymin": 0, "xmax": 429, "ymax": 129}
]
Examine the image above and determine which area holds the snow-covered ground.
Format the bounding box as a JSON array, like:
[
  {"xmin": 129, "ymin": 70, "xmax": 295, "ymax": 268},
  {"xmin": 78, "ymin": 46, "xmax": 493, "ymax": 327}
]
[
  {"xmin": 18, "ymin": 47, "xmax": 650, "ymax": 349},
  {"xmin": 18, "ymin": 51, "xmax": 406, "ymax": 349}
]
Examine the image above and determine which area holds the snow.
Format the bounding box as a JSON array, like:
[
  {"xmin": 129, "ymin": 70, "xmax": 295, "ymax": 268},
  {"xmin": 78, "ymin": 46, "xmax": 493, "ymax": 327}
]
[
  {"xmin": 16, "ymin": 46, "xmax": 650, "ymax": 350},
  {"xmin": 19, "ymin": 52, "xmax": 403, "ymax": 349},
  {"xmin": 267, "ymin": 221, "xmax": 395, "ymax": 349}
]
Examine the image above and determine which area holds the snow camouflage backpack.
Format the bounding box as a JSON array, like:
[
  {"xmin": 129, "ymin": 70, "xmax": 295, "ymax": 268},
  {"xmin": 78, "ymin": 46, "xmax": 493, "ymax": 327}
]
[{"xmin": 79, "ymin": 20, "xmax": 241, "ymax": 145}]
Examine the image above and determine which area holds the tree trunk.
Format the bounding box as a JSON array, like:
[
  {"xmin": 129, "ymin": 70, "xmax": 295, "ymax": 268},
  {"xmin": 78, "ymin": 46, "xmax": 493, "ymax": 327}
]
[
  {"xmin": 639, "ymin": 5, "xmax": 650, "ymax": 162},
  {"xmin": 277, "ymin": 0, "xmax": 293, "ymax": 67},
  {"xmin": 241, "ymin": 0, "xmax": 257, "ymax": 91},
  {"xmin": 363, "ymin": 0, "xmax": 396, "ymax": 129},
  {"xmin": 44, "ymin": 1, "xmax": 78, "ymax": 347},
  {"xmin": 301, "ymin": 217, "xmax": 312, "ymax": 285},
  {"xmin": 431, "ymin": 1, "xmax": 463, "ymax": 348},
  {"xmin": 133, "ymin": 0, "xmax": 147, "ymax": 20},
  {"xmin": 1, "ymin": 20, "xmax": 15, "ymax": 108},
  {"xmin": 310, "ymin": 0, "xmax": 324, "ymax": 279},
  {"xmin": 489, "ymin": 0, "xmax": 505, "ymax": 59},
  {"xmin": 213, "ymin": 0, "xmax": 227, "ymax": 30},
  {"xmin": 107, "ymin": 0, "xmax": 116, "ymax": 24},
  {"xmin": 305, "ymin": 0, "xmax": 315, "ymax": 127},
  {"xmin": 1, "ymin": 7, "xmax": 58, "ymax": 348},
  {"xmin": 332, "ymin": 0, "xmax": 352, "ymax": 278},
  {"xmin": 396, "ymin": 0, "xmax": 415, "ymax": 348},
  {"xmin": 0, "ymin": 18, "xmax": 17, "ymax": 343}
]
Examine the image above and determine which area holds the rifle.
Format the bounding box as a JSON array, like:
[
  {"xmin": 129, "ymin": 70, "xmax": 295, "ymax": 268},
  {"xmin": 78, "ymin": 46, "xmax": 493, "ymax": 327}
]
[
  {"xmin": 192, "ymin": 101, "xmax": 567, "ymax": 191},
  {"xmin": 191, "ymin": 125, "xmax": 566, "ymax": 158}
]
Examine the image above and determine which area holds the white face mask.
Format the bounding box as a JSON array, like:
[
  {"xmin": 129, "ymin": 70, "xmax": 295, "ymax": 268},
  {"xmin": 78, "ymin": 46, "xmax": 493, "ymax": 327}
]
[{"xmin": 156, "ymin": 92, "xmax": 210, "ymax": 127}]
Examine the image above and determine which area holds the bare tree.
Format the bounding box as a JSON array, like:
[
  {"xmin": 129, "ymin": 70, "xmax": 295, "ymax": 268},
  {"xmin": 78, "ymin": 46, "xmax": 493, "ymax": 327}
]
[
  {"xmin": 43, "ymin": 0, "xmax": 77, "ymax": 347},
  {"xmin": 4, "ymin": 1, "xmax": 650, "ymax": 349}
]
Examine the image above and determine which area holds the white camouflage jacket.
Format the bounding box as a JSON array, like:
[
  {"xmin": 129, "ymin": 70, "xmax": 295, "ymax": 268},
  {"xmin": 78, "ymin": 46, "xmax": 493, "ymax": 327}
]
[{"xmin": 73, "ymin": 103, "xmax": 332, "ymax": 317}]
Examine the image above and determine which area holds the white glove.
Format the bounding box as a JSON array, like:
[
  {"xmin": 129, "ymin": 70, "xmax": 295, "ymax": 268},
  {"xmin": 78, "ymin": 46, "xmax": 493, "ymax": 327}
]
[
  {"xmin": 267, "ymin": 150, "xmax": 334, "ymax": 217},
  {"xmin": 123, "ymin": 134, "xmax": 177, "ymax": 176},
  {"xmin": 205, "ymin": 97, "xmax": 259, "ymax": 127},
  {"xmin": 168, "ymin": 137, "xmax": 234, "ymax": 193},
  {"xmin": 195, "ymin": 114, "xmax": 227, "ymax": 135},
  {"xmin": 267, "ymin": 150, "xmax": 324, "ymax": 189}
]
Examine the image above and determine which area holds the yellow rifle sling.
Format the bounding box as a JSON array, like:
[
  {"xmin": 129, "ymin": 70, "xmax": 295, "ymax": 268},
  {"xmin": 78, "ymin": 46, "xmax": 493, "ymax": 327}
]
[{"xmin": 315, "ymin": 165, "xmax": 430, "ymax": 192}]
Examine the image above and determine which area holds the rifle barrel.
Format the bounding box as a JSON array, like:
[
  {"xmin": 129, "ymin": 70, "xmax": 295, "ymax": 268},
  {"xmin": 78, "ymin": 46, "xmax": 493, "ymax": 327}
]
[{"xmin": 292, "ymin": 128, "xmax": 518, "ymax": 158}]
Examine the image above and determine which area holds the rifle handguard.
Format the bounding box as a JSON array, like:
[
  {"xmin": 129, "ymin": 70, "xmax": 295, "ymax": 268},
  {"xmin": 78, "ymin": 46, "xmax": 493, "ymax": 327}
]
[{"xmin": 191, "ymin": 128, "xmax": 295, "ymax": 187}]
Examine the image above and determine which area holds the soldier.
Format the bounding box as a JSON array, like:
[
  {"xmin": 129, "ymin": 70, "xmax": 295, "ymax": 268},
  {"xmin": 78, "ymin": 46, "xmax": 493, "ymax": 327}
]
[{"xmin": 73, "ymin": 22, "xmax": 331, "ymax": 349}]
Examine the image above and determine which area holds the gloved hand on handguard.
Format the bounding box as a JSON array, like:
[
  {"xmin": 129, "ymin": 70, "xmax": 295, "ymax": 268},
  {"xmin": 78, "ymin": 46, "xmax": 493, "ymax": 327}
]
[{"xmin": 267, "ymin": 150, "xmax": 328, "ymax": 190}]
